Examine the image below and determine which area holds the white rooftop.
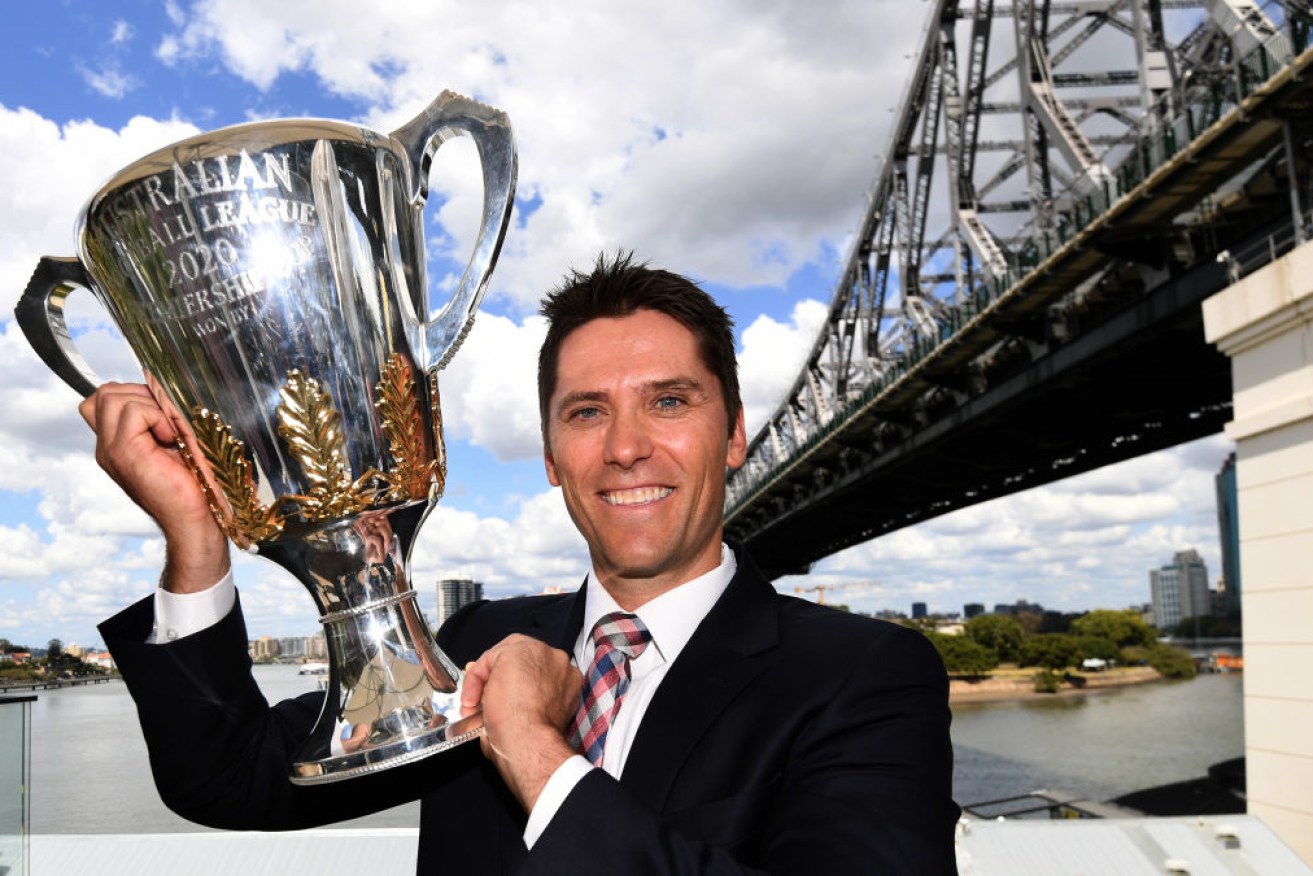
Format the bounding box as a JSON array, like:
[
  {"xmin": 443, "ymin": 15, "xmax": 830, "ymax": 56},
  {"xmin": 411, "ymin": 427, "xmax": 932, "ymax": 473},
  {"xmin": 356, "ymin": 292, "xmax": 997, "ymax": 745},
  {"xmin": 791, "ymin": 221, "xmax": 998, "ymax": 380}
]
[
  {"xmin": 30, "ymin": 828, "xmax": 418, "ymax": 875},
  {"xmin": 955, "ymin": 815, "xmax": 1312, "ymax": 875},
  {"xmin": 22, "ymin": 815, "xmax": 1313, "ymax": 874}
]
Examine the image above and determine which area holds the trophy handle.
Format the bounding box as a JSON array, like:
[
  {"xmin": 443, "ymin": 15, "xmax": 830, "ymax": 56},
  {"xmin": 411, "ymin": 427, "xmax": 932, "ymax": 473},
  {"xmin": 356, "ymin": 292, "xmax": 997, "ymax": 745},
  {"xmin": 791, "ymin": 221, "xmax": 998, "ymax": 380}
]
[
  {"xmin": 392, "ymin": 90, "xmax": 518, "ymax": 371},
  {"xmin": 14, "ymin": 256, "xmax": 100, "ymax": 398}
]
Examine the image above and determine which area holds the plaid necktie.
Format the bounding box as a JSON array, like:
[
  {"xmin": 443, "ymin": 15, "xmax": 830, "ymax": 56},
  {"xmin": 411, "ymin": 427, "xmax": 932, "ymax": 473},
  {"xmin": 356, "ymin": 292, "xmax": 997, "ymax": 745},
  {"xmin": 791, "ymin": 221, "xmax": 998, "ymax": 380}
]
[{"xmin": 567, "ymin": 611, "xmax": 653, "ymax": 766}]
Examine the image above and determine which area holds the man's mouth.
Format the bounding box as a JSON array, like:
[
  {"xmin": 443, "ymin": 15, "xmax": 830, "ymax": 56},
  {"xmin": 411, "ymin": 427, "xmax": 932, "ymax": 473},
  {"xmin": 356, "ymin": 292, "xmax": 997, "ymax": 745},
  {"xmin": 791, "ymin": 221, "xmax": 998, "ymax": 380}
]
[{"xmin": 600, "ymin": 486, "xmax": 674, "ymax": 506}]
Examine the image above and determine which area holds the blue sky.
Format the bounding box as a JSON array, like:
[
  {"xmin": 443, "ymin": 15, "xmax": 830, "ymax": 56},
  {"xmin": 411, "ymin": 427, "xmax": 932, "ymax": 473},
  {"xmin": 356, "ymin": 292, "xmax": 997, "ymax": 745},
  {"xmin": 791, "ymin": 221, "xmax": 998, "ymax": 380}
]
[{"xmin": 0, "ymin": 0, "xmax": 1232, "ymax": 648}]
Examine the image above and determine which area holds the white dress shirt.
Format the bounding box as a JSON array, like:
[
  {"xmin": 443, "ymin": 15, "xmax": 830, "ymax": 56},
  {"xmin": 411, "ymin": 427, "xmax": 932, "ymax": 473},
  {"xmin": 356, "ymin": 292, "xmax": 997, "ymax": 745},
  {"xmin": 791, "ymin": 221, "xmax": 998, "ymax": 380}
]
[
  {"xmin": 523, "ymin": 543, "xmax": 735, "ymax": 845},
  {"xmin": 150, "ymin": 544, "xmax": 738, "ymax": 850}
]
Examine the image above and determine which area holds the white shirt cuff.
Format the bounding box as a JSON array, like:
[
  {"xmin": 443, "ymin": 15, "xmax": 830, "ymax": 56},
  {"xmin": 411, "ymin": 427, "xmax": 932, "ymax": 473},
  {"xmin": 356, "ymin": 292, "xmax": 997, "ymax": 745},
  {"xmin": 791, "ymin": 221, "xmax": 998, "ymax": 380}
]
[
  {"xmin": 149, "ymin": 571, "xmax": 236, "ymax": 644},
  {"xmin": 522, "ymin": 755, "xmax": 594, "ymax": 848}
]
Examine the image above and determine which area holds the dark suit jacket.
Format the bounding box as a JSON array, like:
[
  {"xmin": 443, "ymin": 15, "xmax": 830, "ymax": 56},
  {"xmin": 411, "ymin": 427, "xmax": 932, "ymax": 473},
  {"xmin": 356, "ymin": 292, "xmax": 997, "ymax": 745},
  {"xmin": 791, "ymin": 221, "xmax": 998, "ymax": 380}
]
[{"xmin": 101, "ymin": 551, "xmax": 958, "ymax": 873}]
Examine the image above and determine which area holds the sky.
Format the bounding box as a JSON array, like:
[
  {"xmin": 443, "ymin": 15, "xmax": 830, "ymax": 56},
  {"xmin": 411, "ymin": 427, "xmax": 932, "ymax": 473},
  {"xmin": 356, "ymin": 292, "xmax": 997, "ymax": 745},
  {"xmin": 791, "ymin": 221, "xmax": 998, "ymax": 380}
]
[{"xmin": 0, "ymin": 0, "xmax": 1234, "ymax": 649}]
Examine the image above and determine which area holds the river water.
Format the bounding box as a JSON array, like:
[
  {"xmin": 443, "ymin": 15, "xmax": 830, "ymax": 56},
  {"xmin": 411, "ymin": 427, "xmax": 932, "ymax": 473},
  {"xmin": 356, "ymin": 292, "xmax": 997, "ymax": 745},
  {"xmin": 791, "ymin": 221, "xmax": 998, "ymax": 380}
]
[
  {"xmin": 25, "ymin": 667, "xmax": 1243, "ymax": 834},
  {"xmin": 952, "ymin": 672, "xmax": 1244, "ymax": 806}
]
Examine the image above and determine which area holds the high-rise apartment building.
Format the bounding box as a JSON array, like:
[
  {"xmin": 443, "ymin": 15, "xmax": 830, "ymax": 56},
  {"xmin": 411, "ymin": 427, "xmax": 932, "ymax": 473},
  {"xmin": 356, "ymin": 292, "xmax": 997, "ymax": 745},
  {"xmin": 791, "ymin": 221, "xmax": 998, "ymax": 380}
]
[
  {"xmin": 911, "ymin": 602, "xmax": 928, "ymax": 619},
  {"xmin": 437, "ymin": 578, "xmax": 484, "ymax": 626},
  {"xmin": 1149, "ymin": 549, "xmax": 1211, "ymax": 631},
  {"xmin": 1215, "ymin": 453, "xmax": 1242, "ymax": 619},
  {"xmin": 963, "ymin": 603, "xmax": 985, "ymax": 619},
  {"xmin": 251, "ymin": 636, "xmax": 280, "ymax": 662},
  {"xmin": 306, "ymin": 631, "xmax": 328, "ymax": 660}
]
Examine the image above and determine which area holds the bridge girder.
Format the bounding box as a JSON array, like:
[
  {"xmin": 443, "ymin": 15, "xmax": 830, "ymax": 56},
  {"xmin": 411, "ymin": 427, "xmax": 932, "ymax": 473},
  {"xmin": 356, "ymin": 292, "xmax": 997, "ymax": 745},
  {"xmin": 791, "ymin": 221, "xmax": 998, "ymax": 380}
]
[{"xmin": 726, "ymin": 0, "xmax": 1313, "ymax": 577}]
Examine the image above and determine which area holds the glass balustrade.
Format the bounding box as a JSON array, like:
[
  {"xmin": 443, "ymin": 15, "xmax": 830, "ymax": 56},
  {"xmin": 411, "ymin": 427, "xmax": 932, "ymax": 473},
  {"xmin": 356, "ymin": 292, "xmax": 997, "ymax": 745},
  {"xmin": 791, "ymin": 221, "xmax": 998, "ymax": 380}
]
[{"xmin": 0, "ymin": 695, "xmax": 33, "ymax": 876}]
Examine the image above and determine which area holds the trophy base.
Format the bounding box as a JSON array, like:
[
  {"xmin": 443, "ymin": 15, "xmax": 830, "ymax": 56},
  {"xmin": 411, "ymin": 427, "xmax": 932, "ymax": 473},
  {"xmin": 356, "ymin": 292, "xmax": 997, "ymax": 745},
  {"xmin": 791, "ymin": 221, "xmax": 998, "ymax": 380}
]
[{"xmin": 290, "ymin": 711, "xmax": 485, "ymax": 785}]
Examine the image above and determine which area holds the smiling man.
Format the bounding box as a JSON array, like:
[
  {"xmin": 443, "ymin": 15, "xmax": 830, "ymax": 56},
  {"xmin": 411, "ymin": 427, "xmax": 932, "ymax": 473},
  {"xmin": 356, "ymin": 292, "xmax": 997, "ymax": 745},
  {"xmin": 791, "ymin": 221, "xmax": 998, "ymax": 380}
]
[
  {"xmin": 545, "ymin": 306, "xmax": 746, "ymax": 602},
  {"xmin": 88, "ymin": 253, "xmax": 957, "ymax": 873}
]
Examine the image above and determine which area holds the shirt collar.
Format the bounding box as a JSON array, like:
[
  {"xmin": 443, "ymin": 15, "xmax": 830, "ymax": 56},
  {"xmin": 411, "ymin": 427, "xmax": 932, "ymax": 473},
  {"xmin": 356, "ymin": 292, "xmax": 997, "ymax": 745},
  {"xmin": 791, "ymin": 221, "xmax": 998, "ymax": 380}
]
[{"xmin": 577, "ymin": 543, "xmax": 737, "ymax": 665}]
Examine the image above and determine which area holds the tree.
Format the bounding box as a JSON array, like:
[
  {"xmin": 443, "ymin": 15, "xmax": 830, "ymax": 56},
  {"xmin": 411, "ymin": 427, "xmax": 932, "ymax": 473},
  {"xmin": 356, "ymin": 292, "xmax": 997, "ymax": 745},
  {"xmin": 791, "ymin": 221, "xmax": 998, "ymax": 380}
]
[
  {"xmin": 965, "ymin": 614, "xmax": 1024, "ymax": 663},
  {"xmin": 900, "ymin": 617, "xmax": 938, "ymax": 634},
  {"xmin": 0, "ymin": 638, "xmax": 10, "ymax": 654},
  {"xmin": 1074, "ymin": 635, "xmax": 1121, "ymax": 663},
  {"xmin": 46, "ymin": 638, "xmax": 63, "ymax": 661},
  {"xmin": 1018, "ymin": 633, "xmax": 1081, "ymax": 670},
  {"xmin": 1032, "ymin": 669, "xmax": 1064, "ymax": 693},
  {"xmin": 923, "ymin": 631, "xmax": 999, "ymax": 676},
  {"xmin": 1014, "ymin": 611, "xmax": 1045, "ymax": 636},
  {"xmin": 1070, "ymin": 609, "xmax": 1155, "ymax": 648},
  {"xmin": 1148, "ymin": 644, "xmax": 1197, "ymax": 679},
  {"xmin": 1119, "ymin": 645, "xmax": 1151, "ymax": 665}
]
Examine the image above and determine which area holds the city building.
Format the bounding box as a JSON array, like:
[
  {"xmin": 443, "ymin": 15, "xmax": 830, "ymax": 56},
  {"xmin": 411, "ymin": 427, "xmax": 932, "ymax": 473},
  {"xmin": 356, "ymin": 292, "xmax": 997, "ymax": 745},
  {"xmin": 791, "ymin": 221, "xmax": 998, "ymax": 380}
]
[
  {"xmin": 991, "ymin": 599, "xmax": 1043, "ymax": 617},
  {"xmin": 84, "ymin": 651, "xmax": 114, "ymax": 670},
  {"xmin": 911, "ymin": 602, "xmax": 927, "ymax": 619},
  {"xmin": 250, "ymin": 636, "xmax": 280, "ymax": 662},
  {"xmin": 437, "ymin": 578, "xmax": 484, "ymax": 626},
  {"xmin": 278, "ymin": 637, "xmax": 307, "ymax": 660},
  {"xmin": 1215, "ymin": 453, "xmax": 1242, "ymax": 619},
  {"xmin": 306, "ymin": 631, "xmax": 328, "ymax": 661},
  {"xmin": 1149, "ymin": 549, "xmax": 1211, "ymax": 631},
  {"xmin": 963, "ymin": 603, "xmax": 985, "ymax": 619}
]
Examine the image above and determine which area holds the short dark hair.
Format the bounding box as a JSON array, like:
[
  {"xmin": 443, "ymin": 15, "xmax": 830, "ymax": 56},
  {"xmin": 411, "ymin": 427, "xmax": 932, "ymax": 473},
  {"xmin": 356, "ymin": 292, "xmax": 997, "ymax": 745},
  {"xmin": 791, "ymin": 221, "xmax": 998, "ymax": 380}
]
[{"xmin": 537, "ymin": 252, "xmax": 741, "ymax": 435}]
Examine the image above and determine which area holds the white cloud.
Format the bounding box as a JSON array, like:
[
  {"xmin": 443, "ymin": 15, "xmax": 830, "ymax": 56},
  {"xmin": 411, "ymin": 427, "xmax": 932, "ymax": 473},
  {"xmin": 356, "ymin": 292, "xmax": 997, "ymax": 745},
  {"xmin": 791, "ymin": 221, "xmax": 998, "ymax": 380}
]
[
  {"xmin": 146, "ymin": 0, "xmax": 918, "ymax": 310},
  {"xmin": 0, "ymin": 106, "xmax": 199, "ymax": 303},
  {"xmin": 437, "ymin": 313, "xmax": 547, "ymax": 462},
  {"xmin": 737, "ymin": 299, "xmax": 830, "ymax": 436},
  {"xmin": 80, "ymin": 66, "xmax": 139, "ymax": 100},
  {"xmin": 782, "ymin": 438, "xmax": 1235, "ymax": 616}
]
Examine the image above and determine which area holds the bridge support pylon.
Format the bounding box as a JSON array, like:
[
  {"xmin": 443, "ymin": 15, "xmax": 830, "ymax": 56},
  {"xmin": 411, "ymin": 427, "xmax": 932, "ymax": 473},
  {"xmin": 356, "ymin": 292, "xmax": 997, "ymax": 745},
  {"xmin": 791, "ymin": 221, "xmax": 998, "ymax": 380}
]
[{"xmin": 1204, "ymin": 235, "xmax": 1313, "ymax": 865}]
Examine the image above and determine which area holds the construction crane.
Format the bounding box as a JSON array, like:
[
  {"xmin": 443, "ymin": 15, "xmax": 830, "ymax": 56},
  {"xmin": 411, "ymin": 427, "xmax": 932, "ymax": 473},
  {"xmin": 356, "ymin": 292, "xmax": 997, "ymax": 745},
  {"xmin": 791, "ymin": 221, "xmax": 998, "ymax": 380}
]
[
  {"xmin": 794, "ymin": 584, "xmax": 831, "ymax": 605},
  {"xmin": 793, "ymin": 581, "xmax": 884, "ymax": 607}
]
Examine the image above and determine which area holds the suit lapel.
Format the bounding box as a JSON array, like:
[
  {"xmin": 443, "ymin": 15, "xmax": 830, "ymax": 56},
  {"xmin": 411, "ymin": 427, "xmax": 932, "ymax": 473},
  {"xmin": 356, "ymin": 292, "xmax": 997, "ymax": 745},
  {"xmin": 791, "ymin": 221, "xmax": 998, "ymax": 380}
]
[
  {"xmin": 618, "ymin": 557, "xmax": 779, "ymax": 812},
  {"xmin": 526, "ymin": 581, "xmax": 587, "ymax": 650}
]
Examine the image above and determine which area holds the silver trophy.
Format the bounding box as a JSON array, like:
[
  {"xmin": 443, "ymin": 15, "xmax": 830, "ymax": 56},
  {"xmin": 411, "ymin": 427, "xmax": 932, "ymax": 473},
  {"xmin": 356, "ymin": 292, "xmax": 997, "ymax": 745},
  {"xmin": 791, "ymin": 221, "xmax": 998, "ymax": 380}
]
[{"xmin": 15, "ymin": 91, "xmax": 516, "ymax": 784}]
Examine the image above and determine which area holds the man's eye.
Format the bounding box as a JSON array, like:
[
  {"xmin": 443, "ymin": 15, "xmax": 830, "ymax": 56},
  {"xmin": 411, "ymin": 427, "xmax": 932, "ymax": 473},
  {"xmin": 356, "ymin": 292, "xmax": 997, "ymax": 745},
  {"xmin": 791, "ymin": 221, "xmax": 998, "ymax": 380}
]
[
  {"xmin": 572, "ymin": 406, "xmax": 600, "ymax": 421},
  {"xmin": 656, "ymin": 396, "xmax": 684, "ymax": 411}
]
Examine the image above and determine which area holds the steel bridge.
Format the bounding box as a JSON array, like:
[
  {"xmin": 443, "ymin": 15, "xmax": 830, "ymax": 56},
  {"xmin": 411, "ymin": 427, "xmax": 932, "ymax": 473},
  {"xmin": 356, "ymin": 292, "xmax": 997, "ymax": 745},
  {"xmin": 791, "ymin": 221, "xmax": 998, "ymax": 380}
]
[{"xmin": 725, "ymin": 0, "xmax": 1313, "ymax": 579}]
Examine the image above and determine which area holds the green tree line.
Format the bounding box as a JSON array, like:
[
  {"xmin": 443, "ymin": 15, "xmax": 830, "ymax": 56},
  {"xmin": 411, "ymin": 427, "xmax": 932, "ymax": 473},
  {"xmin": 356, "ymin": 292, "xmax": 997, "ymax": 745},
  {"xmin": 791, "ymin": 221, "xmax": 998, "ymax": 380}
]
[
  {"xmin": 0, "ymin": 637, "xmax": 112, "ymax": 682},
  {"xmin": 917, "ymin": 609, "xmax": 1197, "ymax": 684}
]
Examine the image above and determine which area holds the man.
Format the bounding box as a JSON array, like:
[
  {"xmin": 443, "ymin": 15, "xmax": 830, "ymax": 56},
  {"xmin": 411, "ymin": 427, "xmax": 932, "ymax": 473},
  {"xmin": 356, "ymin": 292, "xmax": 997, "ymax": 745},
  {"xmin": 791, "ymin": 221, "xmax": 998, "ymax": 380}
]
[{"xmin": 87, "ymin": 254, "xmax": 958, "ymax": 872}]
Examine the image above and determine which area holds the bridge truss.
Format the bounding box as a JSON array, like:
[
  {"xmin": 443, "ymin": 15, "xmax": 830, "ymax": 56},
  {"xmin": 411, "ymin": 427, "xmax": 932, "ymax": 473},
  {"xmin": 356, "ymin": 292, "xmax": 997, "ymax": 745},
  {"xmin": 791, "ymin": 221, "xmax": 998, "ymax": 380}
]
[{"xmin": 726, "ymin": 0, "xmax": 1313, "ymax": 577}]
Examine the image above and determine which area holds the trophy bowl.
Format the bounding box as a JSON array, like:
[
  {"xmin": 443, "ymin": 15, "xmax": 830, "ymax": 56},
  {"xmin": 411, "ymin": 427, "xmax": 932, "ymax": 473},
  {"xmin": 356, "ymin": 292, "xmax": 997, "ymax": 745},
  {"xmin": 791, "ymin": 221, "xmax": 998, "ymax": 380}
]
[{"xmin": 15, "ymin": 90, "xmax": 517, "ymax": 784}]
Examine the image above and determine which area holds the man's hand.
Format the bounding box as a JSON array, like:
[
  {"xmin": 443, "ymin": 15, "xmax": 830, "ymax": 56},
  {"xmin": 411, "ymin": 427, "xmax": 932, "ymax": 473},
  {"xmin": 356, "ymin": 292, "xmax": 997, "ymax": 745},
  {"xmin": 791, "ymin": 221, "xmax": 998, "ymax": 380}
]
[
  {"xmin": 460, "ymin": 635, "xmax": 584, "ymax": 812},
  {"xmin": 79, "ymin": 382, "xmax": 230, "ymax": 593}
]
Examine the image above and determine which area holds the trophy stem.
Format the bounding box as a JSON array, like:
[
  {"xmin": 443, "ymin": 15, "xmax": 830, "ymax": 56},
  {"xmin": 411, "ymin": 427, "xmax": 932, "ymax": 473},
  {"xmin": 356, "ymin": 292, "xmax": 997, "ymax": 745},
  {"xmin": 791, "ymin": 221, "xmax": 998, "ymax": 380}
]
[{"xmin": 259, "ymin": 508, "xmax": 484, "ymax": 785}]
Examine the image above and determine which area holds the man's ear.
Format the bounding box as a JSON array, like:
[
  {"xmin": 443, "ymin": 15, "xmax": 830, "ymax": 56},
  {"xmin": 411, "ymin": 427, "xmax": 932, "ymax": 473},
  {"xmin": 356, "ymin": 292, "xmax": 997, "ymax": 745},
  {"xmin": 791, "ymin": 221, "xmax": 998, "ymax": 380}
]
[
  {"xmin": 727, "ymin": 408, "xmax": 747, "ymax": 470},
  {"xmin": 544, "ymin": 443, "xmax": 561, "ymax": 487}
]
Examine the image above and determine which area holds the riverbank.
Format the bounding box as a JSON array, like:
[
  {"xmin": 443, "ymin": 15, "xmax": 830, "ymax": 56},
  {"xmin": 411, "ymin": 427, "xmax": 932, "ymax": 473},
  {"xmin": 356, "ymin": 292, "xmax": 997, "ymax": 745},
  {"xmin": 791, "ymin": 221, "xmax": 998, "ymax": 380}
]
[{"xmin": 950, "ymin": 665, "xmax": 1163, "ymax": 704}]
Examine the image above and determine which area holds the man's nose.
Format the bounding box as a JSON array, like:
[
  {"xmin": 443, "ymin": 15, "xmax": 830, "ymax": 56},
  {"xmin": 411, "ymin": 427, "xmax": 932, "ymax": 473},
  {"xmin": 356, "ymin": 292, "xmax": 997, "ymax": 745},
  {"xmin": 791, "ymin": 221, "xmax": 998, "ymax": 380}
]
[{"xmin": 603, "ymin": 408, "xmax": 653, "ymax": 468}]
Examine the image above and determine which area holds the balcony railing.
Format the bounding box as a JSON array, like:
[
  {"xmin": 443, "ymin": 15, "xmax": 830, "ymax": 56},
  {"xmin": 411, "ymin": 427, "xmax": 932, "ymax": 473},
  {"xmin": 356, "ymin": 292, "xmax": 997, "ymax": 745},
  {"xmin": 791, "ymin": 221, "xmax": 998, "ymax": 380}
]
[{"xmin": 0, "ymin": 695, "xmax": 33, "ymax": 876}]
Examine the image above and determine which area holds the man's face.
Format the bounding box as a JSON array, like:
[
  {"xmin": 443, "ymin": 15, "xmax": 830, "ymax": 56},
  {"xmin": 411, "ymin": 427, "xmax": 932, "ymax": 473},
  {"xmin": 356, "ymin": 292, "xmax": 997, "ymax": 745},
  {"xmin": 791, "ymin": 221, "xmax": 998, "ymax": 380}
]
[{"xmin": 544, "ymin": 309, "xmax": 747, "ymax": 604}]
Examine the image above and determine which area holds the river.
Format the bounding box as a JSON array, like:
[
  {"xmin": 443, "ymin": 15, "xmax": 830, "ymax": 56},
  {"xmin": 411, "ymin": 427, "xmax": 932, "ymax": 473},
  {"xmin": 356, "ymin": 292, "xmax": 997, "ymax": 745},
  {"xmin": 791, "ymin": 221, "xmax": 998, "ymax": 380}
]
[
  {"xmin": 952, "ymin": 672, "xmax": 1244, "ymax": 806},
  {"xmin": 25, "ymin": 666, "xmax": 1243, "ymax": 834}
]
